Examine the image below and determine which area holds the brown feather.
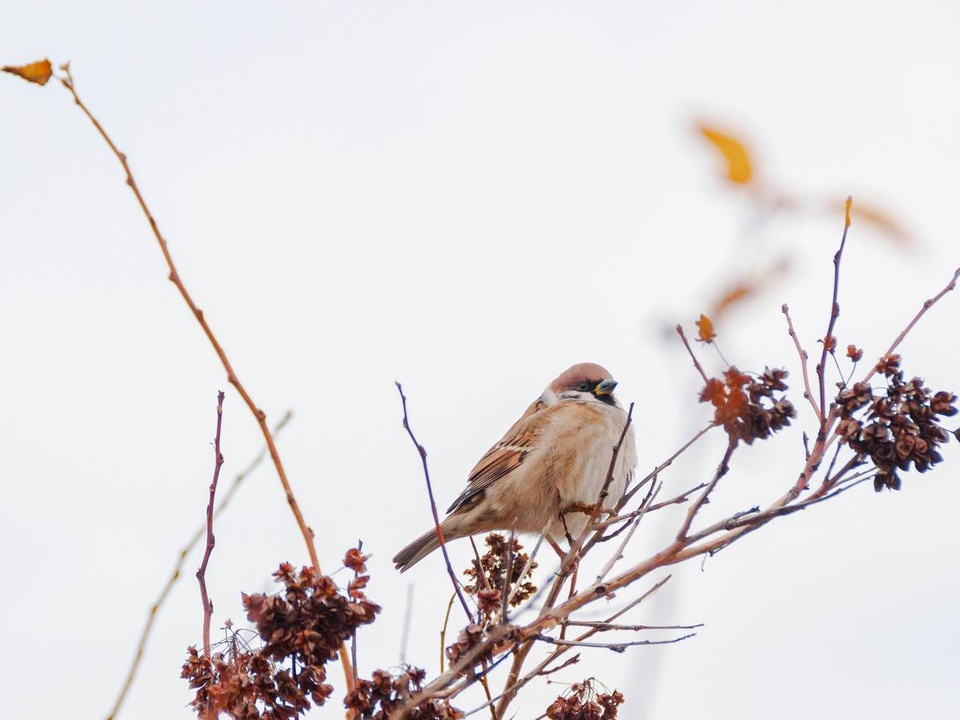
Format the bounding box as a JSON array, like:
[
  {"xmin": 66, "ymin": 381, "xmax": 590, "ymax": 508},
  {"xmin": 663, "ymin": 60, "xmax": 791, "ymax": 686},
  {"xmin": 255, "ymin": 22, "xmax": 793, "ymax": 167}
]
[{"xmin": 446, "ymin": 397, "xmax": 546, "ymax": 512}]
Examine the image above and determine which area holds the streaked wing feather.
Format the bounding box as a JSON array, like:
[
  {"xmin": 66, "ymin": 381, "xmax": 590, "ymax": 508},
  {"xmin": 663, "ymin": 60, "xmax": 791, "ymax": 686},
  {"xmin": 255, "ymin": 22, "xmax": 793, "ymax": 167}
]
[{"xmin": 446, "ymin": 398, "xmax": 548, "ymax": 513}]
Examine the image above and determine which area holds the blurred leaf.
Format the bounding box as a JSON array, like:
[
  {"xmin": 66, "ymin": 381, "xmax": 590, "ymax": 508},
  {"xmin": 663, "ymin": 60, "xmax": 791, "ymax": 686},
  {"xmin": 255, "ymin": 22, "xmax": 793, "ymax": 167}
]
[
  {"xmin": 2, "ymin": 58, "xmax": 53, "ymax": 86},
  {"xmin": 709, "ymin": 257, "xmax": 791, "ymax": 320},
  {"xmin": 695, "ymin": 313, "xmax": 716, "ymax": 343},
  {"xmin": 830, "ymin": 197, "xmax": 914, "ymax": 247},
  {"xmin": 698, "ymin": 123, "xmax": 753, "ymax": 184},
  {"xmin": 713, "ymin": 284, "xmax": 752, "ymax": 317}
]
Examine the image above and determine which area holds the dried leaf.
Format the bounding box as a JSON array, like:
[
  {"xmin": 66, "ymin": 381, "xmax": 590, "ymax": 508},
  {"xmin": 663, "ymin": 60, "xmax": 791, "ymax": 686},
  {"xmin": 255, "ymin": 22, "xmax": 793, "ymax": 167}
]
[
  {"xmin": 698, "ymin": 123, "xmax": 753, "ymax": 184},
  {"xmin": 695, "ymin": 313, "xmax": 716, "ymax": 343},
  {"xmin": 343, "ymin": 548, "xmax": 368, "ymax": 573},
  {"xmin": 699, "ymin": 378, "xmax": 724, "ymax": 405},
  {"xmin": 2, "ymin": 58, "xmax": 53, "ymax": 86}
]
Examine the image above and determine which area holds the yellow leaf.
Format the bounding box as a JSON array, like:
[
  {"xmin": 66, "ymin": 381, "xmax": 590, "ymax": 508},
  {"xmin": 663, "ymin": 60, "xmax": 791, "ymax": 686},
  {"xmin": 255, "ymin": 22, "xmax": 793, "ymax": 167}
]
[
  {"xmin": 2, "ymin": 58, "xmax": 53, "ymax": 86},
  {"xmin": 698, "ymin": 123, "xmax": 753, "ymax": 184}
]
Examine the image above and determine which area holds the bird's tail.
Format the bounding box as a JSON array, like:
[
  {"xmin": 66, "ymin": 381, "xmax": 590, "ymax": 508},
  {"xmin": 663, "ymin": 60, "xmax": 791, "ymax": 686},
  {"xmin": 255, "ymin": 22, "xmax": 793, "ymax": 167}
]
[{"xmin": 392, "ymin": 527, "xmax": 445, "ymax": 572}]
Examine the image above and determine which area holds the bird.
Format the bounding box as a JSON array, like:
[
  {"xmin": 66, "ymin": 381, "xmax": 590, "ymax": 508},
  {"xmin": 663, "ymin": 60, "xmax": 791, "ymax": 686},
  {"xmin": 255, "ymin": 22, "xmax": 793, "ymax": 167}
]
[{"xmin": 393, "ymin": 362, "xmax": 637, "ymax": 572}]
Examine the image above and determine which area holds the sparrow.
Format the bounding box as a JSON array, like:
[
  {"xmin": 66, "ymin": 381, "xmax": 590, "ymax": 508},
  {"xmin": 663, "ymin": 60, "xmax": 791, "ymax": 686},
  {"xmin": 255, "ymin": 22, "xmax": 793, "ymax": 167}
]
[{"xmin": 393, "ymin": 362, "xmax": 637, "ymax": 572}]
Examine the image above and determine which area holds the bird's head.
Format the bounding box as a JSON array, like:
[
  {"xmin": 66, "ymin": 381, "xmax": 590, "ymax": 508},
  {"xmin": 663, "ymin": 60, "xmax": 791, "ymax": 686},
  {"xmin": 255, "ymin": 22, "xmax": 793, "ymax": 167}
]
[{"xmin": 545, "ymin": 362, "xmax": 620, "ymax": 406}]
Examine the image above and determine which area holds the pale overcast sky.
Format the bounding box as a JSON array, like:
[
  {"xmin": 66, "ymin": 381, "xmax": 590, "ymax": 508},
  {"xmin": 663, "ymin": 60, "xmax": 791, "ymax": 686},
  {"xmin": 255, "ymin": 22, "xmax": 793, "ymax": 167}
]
[{"xmin": 2, "ymin": 2, "xmax": 959, "ymax": 718}]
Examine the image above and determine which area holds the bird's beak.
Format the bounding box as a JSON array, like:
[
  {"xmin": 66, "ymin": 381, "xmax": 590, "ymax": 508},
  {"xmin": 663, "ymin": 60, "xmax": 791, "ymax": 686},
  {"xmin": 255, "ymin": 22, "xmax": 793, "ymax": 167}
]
[{"xmin": 594, "ymin": 379, "xmax": 618, "ymax": 396}]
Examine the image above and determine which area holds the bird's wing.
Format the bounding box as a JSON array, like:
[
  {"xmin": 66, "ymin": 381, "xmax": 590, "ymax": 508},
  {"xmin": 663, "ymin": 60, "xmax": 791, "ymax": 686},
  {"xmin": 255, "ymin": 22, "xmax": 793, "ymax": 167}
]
[{"xmin": 446, "ymin": 397, "xmax": 553, "ymax": 513}]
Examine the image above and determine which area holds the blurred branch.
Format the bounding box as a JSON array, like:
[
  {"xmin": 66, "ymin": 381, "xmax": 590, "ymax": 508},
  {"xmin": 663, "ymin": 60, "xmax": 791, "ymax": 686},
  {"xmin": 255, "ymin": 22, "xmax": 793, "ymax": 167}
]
[{"xmin": 106, "ymin": 411, "xmax": 292, "ymax": 720}]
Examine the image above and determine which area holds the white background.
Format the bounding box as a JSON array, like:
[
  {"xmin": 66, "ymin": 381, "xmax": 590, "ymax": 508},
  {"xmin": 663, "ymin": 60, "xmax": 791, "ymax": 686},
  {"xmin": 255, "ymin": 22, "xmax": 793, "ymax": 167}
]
[{"xmin": 2, "ymin": 2, "xmax": 959, "ymax": 718}]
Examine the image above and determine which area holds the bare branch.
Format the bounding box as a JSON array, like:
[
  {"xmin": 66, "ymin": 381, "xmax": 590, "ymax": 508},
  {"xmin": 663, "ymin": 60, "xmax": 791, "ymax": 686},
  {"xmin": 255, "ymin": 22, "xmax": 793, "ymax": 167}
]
[
  {"xmin": 533, "ymin": 632, "xmax": 696, "ymax": 651},
  {"xmin": 395, "ymin": 382, "xmax": 474, "ymax": 623},
  {"xmin": 196, "ymin": 391, "xmax": 226, "ymax": 660},
  {"xmin": 55, "ymin": 69, "xmax": 324, "ymax": 583},
  {"xmin": 569, "ymin": 403, "xmax": 636, "ymax": 559},
  {"xmin": 619, "ymin": 422, "xmax": 716, "ymax": 507},
  {"xmin": 107, "ymin": 411, "xmax": 292, "ymax": 720},
  {"xmin": 861, "ymin": 265, "xmax": 960, "ymax": 385},
  {"xmin": 817, "ymin": 197, "xmax": 852, "ymax": 417},
  {"xmin": 562, "ymin": 621, "xmax": 703, "ymax": 632},
  {"xmin": 782, "ymin": 303, "xmax": 822, "ymax": 423},
  {"xmin": 676, "ymin": 440, "xmax": 737, "ymax": 540},
  {"xmin": 594, "ymin": 481, "xmax": 661, "ymax": 583},
  {"xmin": 675, "ymin": 324, "xmax": 710, "ymax": 384}
]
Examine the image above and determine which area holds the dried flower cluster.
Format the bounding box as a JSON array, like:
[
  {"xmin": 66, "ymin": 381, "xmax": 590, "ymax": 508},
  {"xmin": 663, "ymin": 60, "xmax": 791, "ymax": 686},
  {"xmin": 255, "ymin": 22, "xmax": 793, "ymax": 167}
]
[
  {"xmin": 444, "ymin": 622, "xmax": 490, "ymax": 669},
  {"xmin": 344, "ymin": 667, "xmax": 464, "ymax": 719},
  {"xmin": 545, "ymin": 680, "xmax": 625, "ymax": 720},
  {"xmin": 836, "ymin": 354, "xmax": 957, "ymax": 491},
  {"xmin": 181, "ymin": 552, "xmax": 380, "ymax": 718},
  {"xmin": 700, "ymin": 367, "xmax": 796, "ymax": 444},
  {"xmin": 463, "ymin": 533, "xmax": 537, "ymax": 620},
  {"xmin": 182, "ymin": 642, "xmax": 319, "ymax": 719}
]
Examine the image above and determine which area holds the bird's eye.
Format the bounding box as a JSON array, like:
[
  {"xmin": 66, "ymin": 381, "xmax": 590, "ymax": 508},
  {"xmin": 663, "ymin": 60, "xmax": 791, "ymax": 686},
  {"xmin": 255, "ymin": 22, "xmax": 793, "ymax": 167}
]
[{"xmin": 578, "ymin": 381, "xmax": 591, "ymax": 391}]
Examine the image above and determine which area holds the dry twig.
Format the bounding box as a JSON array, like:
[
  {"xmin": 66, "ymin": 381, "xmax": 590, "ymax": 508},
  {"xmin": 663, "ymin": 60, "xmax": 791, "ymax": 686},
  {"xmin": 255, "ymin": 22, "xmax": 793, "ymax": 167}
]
[
  {"xmin": 53, "ymin": 64, "xmax": 353, "ymax": 693},
  {"xmin": 396, "ymin": 382, "xmax": 475, "ymax": 622},
  {"xmin": 106, "ymin": 411, "xmax": 292, "ymax": 720},
  {"xmin": 196, "ymin": 391, "xmax": 226, "ymax": 660}
]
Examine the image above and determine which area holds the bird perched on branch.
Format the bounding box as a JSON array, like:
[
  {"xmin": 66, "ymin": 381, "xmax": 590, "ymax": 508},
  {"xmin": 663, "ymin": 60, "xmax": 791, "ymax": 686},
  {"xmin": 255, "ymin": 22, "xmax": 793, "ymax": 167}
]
[{"xmin": 393, "ymin": 362, "xmax": 637, "ymax": 572}]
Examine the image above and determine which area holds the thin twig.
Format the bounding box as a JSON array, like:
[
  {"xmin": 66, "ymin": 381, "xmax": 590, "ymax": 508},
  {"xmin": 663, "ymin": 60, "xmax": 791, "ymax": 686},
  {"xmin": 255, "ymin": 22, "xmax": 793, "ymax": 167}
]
[
  {"xmin": 480, "ymin": 577, "xmax": 675, "ymax": 719},
  {"xmin": 351, "ymin": 540, "xmax": 363, "ymax": 688},
  {"xmin": 395, "ymin": 382, "xmax": 474, "ymax": 622},
  {"xmin": 197, "ymin": 391, "xmax": 226, "ymax": 660},
  {"xmin": 592, "ymin": 403, "xmax": 634, "ymax": 521},
  {"xmin": 106, "ymin": 411, "xmax": 292, "ymax": 720},
  {"xmin": 676, "ymin": 440, "xmax": 737, "ymax": 540},
  {"xmin": 596, "ymin": 481, "xmax": 708, "ymax": 534},
  {"xmin": 476, "ymin": 660, "xmax": 499, "ymax": 720},
  {"xmin": 52, "ymin": 66, "xmax": 357, "ymax": 693},
  {"xmin": 506, "ymin": 532, "xmax": 545, "ymax": 608},
  {"xmin": 618, "ymin": 422, "xmax": 716, "ymax": 508},
  {"xmin": 55, "ymin": 67, "xmax": 324, "ymax": 577},
  {"xmin": 675, "ymin": 324, "xmax": 710, "ymax": 384},
  {"xmin": 562, "ymin": 620, "xmax": 703, "ymax": 632},
  {"xmin": 782, "ymin": 303, "xmax": 822, "ymax": 423},
  {"xmin": 501, "ymin": 530, "xmax": 515, "ymax": 621},
  {"xmin": 533, "ymin": 632, "xmax": 696, "ymax": 651},
  {"xmin": 568, "ymin": 403, "xmax": 635, "ymax": 560},
  {"xmin": 439, "ymin": 594, "xmax": 457, "ymax": 674},
  {"xmin": 861, "ymin": 265, "xmax": 960, "ymax": 385},
  {"xmin": 591, "ymin": 575, "xmax": 674, "ymax": 629},
  {"xmin": 817, "ymin": 197, "xmax": 852, "ymax": 417},
  {"xmin": 595, "ymin": 481, "xmax": 661, "ymax": 583}
]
